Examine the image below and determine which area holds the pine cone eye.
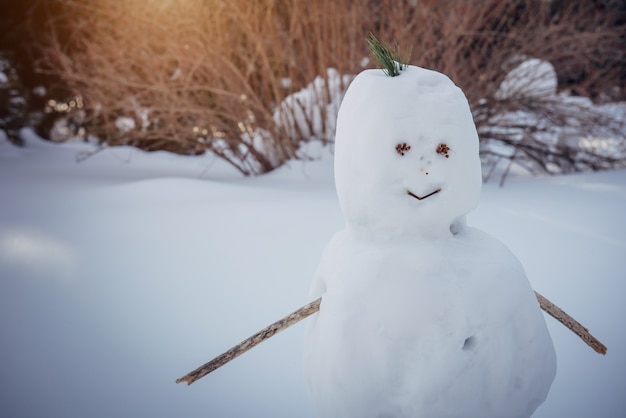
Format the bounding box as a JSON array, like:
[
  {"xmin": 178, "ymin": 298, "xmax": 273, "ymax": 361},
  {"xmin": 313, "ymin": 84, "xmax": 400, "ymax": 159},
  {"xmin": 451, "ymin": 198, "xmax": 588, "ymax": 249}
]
[
  {"xmin": 396, "ymin": 143, "xmax": 411, "ymax": 156},
  {"xmin": 436, "ymin": 143, "xmax": 450, "ymax": 158}
]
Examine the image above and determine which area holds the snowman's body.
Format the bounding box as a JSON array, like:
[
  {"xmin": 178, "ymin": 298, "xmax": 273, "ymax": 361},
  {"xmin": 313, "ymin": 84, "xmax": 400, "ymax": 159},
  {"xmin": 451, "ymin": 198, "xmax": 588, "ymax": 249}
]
[{"xmin": 303, "ymin": 66, "xmax": 556, "ymax": 418}]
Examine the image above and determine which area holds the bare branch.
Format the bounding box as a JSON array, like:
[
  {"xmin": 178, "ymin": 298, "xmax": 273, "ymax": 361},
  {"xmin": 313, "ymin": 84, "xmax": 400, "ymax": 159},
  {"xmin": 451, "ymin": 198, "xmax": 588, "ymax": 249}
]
[
  {"xmin": 535, "ymin": 291, "xmax": 607, "ymax": 355},
  {"xmin": 176, "ymin": 298, "xmax": 322, "ymax": 385}
]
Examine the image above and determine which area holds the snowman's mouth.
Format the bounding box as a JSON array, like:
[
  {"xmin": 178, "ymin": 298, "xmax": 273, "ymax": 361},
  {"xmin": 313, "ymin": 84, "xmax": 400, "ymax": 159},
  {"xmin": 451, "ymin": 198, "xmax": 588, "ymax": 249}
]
[{"xmin": 406, "ymin": 188, "xmax": 441, "ymax": 201}]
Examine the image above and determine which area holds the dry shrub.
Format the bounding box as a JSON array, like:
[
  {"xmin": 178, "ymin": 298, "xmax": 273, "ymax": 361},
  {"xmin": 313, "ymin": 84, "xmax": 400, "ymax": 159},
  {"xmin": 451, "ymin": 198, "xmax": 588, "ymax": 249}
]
[
  {"xmin": 369, "ymin": 0, "xmax": 626, "ymax": 178},
  {"xmin": 36, "ymin": 0, "xmax": 368, "ymax": 174},
  {"xmin": 36, "ymin": 0, "xmax": 626, "ymax": 176}
]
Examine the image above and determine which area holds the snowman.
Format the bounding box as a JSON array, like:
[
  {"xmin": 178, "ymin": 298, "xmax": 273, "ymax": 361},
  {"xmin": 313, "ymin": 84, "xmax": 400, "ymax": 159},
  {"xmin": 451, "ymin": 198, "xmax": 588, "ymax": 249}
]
[
  {"xmin": 177, "ymin": 42, "xmax": 605, "ymax": 414},
  {"xmin": 302, "ymin": 60, "xmax": 557, "ymax": 417}
]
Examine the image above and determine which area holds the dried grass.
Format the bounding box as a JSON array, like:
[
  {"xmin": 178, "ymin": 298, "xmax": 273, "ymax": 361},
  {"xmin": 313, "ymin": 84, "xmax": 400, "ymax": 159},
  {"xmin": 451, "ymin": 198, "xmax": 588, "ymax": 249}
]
[
  {"xmin": 35, "ymin": 0, "xmax": 625, "ymax": 175},
  {"xmin": 36, "ymin": 0, "xmax": 368, "ymax": 174}
]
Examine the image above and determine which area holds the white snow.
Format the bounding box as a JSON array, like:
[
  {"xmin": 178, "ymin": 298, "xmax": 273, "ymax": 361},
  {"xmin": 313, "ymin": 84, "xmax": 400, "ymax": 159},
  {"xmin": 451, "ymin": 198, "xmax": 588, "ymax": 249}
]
[
  {"xmin": 32, "ymin": 85, "xmax": 47, "ymax": 96},
  {"xmin": 274, "ymin": 68, "xmax": 352, "ymax": 143},
  {"xmin": 115, "ymin": 116, "xmax": 136, "ymax": 133},
  {"xmin": 496, "ymin": 58, "xmax": 558, "ymax": 100},
  {"xmin": 0, "ymin": 126, "xmax": 624, "ymax": 417},
  {"xmin": 484, "ymin": 58, "xmax": 626, "ymax": 175},
  {"xmin": 304, "ymin": 66, "xmax": 555, "ymax": 417}
]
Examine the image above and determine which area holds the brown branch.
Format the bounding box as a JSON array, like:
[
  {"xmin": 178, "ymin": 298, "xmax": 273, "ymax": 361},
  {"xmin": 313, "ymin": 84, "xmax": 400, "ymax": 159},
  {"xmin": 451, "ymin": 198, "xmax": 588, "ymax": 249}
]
[
  {"xmin": 176, "ymin": 289, "xmax": 606, "ymax": 386},
  {"xmin": 176, "ymin": 298, "xmax": 322, "ymax": 385},
  {"xmin": 535, "ymin": 291, "xmax": 607, "ymax": 355}
]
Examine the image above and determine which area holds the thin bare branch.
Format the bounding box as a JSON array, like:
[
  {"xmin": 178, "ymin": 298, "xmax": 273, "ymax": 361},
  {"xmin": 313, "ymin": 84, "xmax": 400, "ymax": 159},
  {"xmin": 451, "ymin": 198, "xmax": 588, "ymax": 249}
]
[{"xmin": 176, "ymin": 298, "xmax": 322, "ymax": 385}]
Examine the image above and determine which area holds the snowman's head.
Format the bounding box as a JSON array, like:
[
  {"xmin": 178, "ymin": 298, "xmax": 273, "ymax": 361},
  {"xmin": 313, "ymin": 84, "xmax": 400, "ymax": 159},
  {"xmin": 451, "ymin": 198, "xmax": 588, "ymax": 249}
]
[{"xmin": 334, "ymin": 65, "xmax": 482, "ymax": 239}]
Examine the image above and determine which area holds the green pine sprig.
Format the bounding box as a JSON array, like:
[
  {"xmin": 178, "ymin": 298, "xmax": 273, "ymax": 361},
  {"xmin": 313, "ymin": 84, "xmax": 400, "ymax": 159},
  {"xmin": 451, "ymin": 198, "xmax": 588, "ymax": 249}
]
[{"xmin": 366, "ymin": 33, "xmax": 411, "ymax": 77}]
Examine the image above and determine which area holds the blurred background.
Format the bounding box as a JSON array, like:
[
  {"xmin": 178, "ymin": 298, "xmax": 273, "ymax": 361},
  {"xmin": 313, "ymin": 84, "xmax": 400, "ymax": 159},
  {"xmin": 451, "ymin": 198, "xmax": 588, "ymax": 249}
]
[{"xmin": 1, "ymin": 0, "xmax": 625, "ymax": 178}]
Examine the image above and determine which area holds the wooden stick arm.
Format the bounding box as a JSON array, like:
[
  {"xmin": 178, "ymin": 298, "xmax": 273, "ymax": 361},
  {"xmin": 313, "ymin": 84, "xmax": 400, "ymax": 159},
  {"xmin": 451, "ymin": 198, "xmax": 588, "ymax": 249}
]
[
  {"xmin": 176, "ymin": 298, "xmax": 321, "ymax": 385},
  {"xmin": 177, "ymin": 290, "xmax": 606, "ymax": 385},
  {"xmin": 535, "ymin": 291, "xmax": 607, "ymax": 355}
]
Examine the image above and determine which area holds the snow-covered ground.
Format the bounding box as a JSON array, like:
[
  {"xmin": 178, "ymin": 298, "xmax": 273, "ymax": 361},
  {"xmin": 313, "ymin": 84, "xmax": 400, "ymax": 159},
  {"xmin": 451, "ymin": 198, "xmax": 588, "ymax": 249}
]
[{"xmin": 1, "ymin": 130, "xmax": 624, "ymax": 417}]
